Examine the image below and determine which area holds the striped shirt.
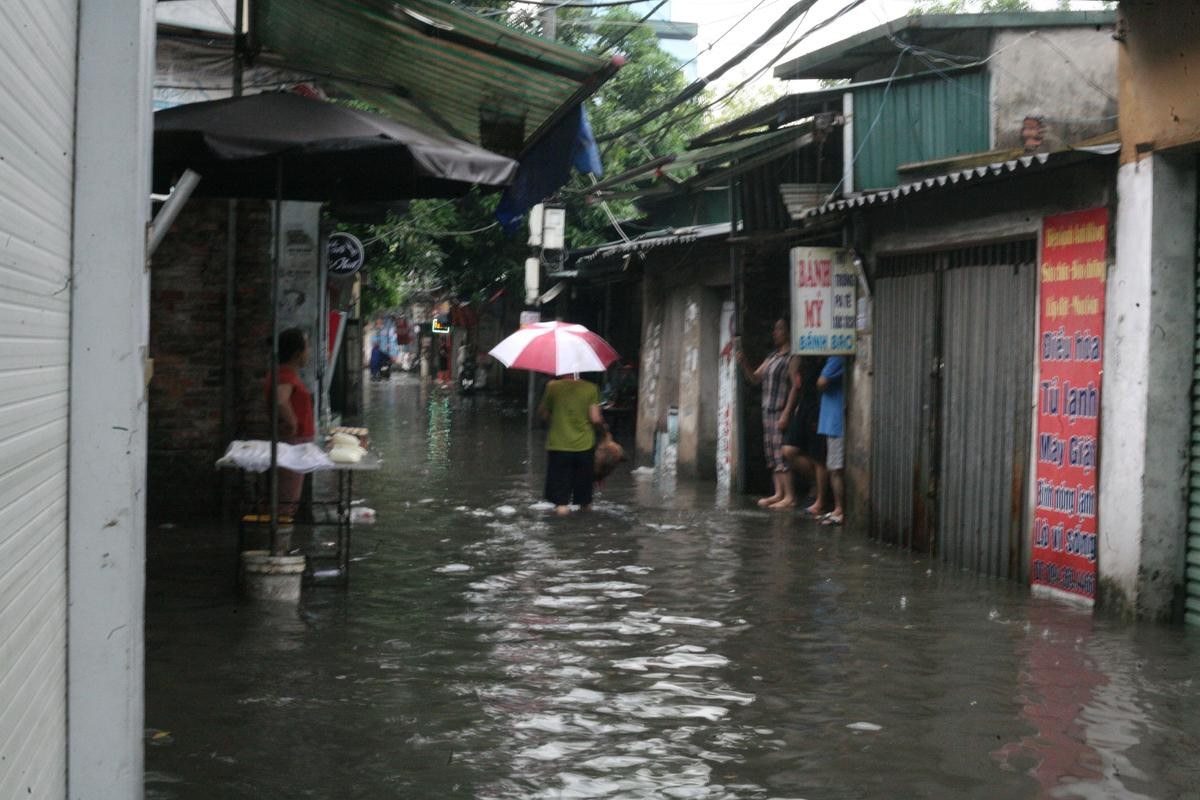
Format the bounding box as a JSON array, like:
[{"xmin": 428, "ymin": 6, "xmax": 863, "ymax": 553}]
[{"xmin": 761, "ymin": 350, "xmax": 791, "ymax": 413}]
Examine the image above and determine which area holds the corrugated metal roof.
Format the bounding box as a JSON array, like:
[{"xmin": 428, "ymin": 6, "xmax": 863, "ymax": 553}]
[
  {"xmin": 573, "ymin": 222, "xmax": 732, "ymax": 270},
  {"xmin": 851, "ymin": 68, "xmax": 990, "ymax": 191},
  {"xmin": 792, "ymin": 151, "xmax": 1057, "ymax": 221},
  {"xmin": 790, "ymin": 132, "xmax": 1119, "ymax": 222},
  {"xmin": 585, "ymin": 127, "xmax": 814, "ymax": 203},
  {"xmin": 251, "ymin": 0, "xmax": 618, "ymax": 154},
  {"xmin": 774, "ymin": 10, "xmax": 1116, "ymax": 80}
]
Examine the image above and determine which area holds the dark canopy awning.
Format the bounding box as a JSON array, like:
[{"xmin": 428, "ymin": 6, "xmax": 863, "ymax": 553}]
[{"xmin": 153, "ymin": 91, "xmax": 518, "ymax": 201}]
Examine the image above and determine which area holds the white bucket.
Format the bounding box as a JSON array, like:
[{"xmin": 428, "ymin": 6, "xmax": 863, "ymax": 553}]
[{"xmin": 241, "ymin": 550, "xmax": 306, "ymax": 602}]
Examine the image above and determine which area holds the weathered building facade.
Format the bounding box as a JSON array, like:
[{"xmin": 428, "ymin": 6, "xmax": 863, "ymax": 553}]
[
  {"xmin": 777, "ymin": 11, "xmax": 1123, "ymax": 606},
  {"xmin": 1103, "ymin": 0, "xmax": 1200, "ymax": 623}
]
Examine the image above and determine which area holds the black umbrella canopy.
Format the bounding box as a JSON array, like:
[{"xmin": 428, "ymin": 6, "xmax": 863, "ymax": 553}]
[{"xmin": 153, "ymin": 92, "xmax": 519, "ymax": 202}]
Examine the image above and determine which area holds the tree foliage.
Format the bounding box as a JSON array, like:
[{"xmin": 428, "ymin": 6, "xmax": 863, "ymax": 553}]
[{"xmin": 351, "ymin": 5, "xmax": 706, "ymax": 313}]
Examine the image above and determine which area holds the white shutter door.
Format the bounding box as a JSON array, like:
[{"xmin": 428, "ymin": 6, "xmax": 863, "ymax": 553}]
[{"xmin": 0, "ymin": 1, "xmax": 78, "ymax": 796}]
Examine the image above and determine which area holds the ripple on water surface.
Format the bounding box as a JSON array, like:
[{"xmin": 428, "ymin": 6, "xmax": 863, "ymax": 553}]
[{"xmin": 144, "ymin": 379, "xmax": 1200, "ymax": 800}]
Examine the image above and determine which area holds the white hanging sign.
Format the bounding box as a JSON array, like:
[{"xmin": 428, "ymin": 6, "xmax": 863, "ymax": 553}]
[{"xmin": 790, "ymin": 246, "xmax": 856, "ymax": 355}]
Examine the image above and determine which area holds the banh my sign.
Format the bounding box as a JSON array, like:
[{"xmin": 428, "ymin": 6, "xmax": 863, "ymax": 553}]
[{"xmin": 790, "ymin": 247, "xmax": 856, "ymax": 355}]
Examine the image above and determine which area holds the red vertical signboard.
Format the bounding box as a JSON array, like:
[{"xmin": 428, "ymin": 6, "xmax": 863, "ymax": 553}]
[{"xmin": 1031, "ymin": 208, "xmax": 1107, "ymax": 603}]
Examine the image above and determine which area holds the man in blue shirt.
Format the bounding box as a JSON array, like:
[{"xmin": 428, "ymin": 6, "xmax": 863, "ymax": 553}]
[{"xmin": 817, "ymin": 356, "xmax": 846, "ymax": 525}]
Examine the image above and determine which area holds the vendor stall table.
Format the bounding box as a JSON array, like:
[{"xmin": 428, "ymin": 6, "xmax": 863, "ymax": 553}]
[{"xmin": 222, "ymin": 452, "xmax": 381, "ymax": 588}]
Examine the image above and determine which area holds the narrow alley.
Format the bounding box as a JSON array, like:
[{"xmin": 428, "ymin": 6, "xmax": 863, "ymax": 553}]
[{"xmin": 146, "ymin": 377, "xmax": 1200, "ymax": 800}]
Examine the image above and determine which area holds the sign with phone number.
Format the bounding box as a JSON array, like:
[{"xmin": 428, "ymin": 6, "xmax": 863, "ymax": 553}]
[
  {"xmin": 790, "ymin": 247, "xmax": 856, "ymax": 356},
  {"xmin": 1030, "ymin": 208, "xmax": 1106, "ymax": 604}
]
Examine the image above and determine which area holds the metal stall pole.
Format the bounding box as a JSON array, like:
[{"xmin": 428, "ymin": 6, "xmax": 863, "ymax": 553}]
[
  {"xmin": 269, "ymin": 158, "xmax": 283, "ymax": 554},
  {"xmin": 223, "ymin": 0, "xmax": 245, "ymax": 528}
]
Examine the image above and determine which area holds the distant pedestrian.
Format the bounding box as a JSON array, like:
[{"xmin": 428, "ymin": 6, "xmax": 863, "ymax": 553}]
[
  {"xmin": 780, "ymin": 355, "xmax": 829, "ymax": 515},
  {"xmin": 369, "ymin": 339, "xmax": 389, "ymax": 380},
  {"xmin": 737, "ymin": 318, "xmax": 794, "ymax": 509},
  {"xmin": 816, "ymin": 355, "xmax": 846, "ymax": 526},
  {"xmin": 539, "ymin": 374, "xmax": 604, "ymax": 516}
]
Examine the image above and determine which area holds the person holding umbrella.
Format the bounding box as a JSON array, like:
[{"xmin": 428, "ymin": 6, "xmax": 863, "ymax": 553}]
[
  {"xmin": 488, "ymin": 321, "xmax": 621, "ymax": 516},
  {"xmin": 539, "ymin": 374, "xmax": 605, "ymax": 516}
]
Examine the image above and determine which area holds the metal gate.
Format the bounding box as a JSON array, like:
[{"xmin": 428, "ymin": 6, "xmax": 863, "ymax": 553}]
[
  {"xmin": 871, "ymin": 264, "xmax": 938, "ymax": 552},
  {"xmin": 871, "ymin": 241, "xmax": 1036, "ymax": 579},
  {"xmin": 939, "ymin": 248, "xmax": 1037, "ymax": 580}
]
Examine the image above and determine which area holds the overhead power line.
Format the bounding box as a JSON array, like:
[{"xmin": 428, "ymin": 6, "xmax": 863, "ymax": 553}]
[
  {"xmin": 598, "ymin": 0, "xmax": 669, "ymax": 55},
  {"xmin": 518, "ymin": 0, "xmax": 671, "ymax": 7},
  {"xmin": 613, "ymin": 0, "xmax": 866, "ymax": 148},
  {"xmin": 674, "ymin": 0, "xmax": 775, "ymax": 75},
  {"xmin": 596, "ymin": 0, "xmax": 834, "ymax": 143}
]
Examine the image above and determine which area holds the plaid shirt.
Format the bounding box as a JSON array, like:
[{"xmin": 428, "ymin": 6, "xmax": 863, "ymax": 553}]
[{"xmin": 761, "ymin": 350, "xmax": 790, "ymax": 413}]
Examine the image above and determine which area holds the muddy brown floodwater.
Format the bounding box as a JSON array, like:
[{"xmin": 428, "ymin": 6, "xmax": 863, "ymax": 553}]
[{"xmin": 146, "ymin": 376, "xmax": 1200, "ymax": 799}]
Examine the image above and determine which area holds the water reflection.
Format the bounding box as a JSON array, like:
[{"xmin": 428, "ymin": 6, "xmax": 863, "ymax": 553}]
[{"xmin": 145, "ymin": 376, "xmax": 1200, "ymax": 800}]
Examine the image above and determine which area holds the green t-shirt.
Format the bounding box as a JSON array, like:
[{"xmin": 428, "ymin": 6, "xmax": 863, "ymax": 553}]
[{"xmin": 540, "ymin": 379, "xmax": 600, "ymax": 452}]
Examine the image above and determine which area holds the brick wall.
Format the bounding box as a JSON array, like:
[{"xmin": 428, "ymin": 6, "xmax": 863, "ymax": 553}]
[{"xmin": 149, "ymin": 198, "xmax": 273, "ymax": 522}]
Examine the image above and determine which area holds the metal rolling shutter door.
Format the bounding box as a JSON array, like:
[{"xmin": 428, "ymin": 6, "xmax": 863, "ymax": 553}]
[
  {"xmin": 0, "ymin": 1, "xmax": 77, "ymax": 794},
  {"xmin": 1188, "ymin": 168, "xmax": 1200, "ymax": 627},
  {"xmin": 938, "ymin": 243, "xmax": 1037, "ymax": 581},
  {"xmin": 871, "ymin": 261, "xmax": 938, "ymax": 552}
]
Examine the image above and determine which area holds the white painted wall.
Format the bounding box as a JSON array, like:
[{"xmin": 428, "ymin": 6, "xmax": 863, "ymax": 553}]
[
  {"xmin": 1101, "ymin": 154, "xmax": 1196, "ymax": 619},
  {"xmin": 0, "ymin": 2, "xmax": 78, "ymax": 796},
  {"xmin": 69, "ymin": 1, "xmax": 156, "ymax": 797},
  {"xmin": 1099, "ymin": 162, "xmax": 1152, "ymax": 606}
]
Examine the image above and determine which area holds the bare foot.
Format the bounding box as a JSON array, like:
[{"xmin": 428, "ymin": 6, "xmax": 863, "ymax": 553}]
[
  {"xmin": 757, "ymin": 496, "xmax": 782, "ymax": 507},
  {"xmin": 804, "ymin": 503, "xmax": 826, "ymax": 516},
  {"xmin": 769, "ymin": 499, "xmax": 798, "ymax": 511},
  {"xmin": 555, "ymin": 505, "xmax": 571, "ymax": 517}
]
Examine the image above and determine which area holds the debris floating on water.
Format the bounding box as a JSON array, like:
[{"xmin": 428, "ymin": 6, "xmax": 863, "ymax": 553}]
[{"xmin": 846, "ymin": 722, "xmax": 882, "ymax": 732}]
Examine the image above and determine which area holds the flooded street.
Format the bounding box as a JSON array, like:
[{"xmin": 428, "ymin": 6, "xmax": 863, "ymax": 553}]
[{"xmin": 147, "ymin": 376, "xmax": 1200, "ymax": 799}]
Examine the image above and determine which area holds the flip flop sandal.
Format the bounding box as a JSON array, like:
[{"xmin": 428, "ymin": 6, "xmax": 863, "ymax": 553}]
[{"xmin": 821, "ymin": 514, "xmax": 844, "ymax": 526}]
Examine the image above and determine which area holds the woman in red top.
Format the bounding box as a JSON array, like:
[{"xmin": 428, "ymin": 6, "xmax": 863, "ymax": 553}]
[{"xmin": 265, "ymin": 328, "xmax": 314, "ymax": 516}]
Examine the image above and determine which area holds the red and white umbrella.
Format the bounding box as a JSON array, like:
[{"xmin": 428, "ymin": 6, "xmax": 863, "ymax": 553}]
[{"xmin": 488, "ymin": 321, "xmax": 619, "ymax": 376}]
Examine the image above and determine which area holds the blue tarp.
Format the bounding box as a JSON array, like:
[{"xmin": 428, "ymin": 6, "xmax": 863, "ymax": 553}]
[{"xmin": 495, "ymin": 105, "xmax": 603, "ymax": 232}]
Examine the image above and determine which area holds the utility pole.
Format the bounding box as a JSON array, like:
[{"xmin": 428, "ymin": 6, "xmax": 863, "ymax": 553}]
[{"xmin": 540, "ymin": 5, "xmax": 557, "ymax": 42}]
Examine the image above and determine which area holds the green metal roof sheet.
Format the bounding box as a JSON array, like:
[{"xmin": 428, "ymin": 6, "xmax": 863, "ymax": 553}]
[
  {"xmin": 584, "ymin": 127, "xmax": 803, "ymax": 197},
  {"xmin": 251, "ymin": 0, "xmax": 619, "ymax": 155},
  {"xmin": 774, "ymin": 10, "xmax": 1116, "ymax": 80}
]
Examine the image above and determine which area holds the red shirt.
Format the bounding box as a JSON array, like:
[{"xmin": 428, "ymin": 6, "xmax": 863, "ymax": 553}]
[{"xmin": 265, "ymin": 366, "xmax": 314, "ymax": 439}]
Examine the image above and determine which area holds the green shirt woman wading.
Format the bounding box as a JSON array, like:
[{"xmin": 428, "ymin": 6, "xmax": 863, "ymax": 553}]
[
  {"xmin": 539, "ymin": 377, "xmax": 602, "ymax": 515},
  {"xmin": 540, "ymin": 379, "xmax": 600, "ymax": 452}
]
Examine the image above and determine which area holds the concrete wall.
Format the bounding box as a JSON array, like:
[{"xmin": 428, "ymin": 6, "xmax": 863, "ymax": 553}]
[
  {"xmin": 1100, "ymin": 153, "xmax": 1195, "ymax": 620},
  {"xmin": 990, "ymin": 27, "xmax": 1118, "ymax": 152},
  {"xmin": 845, "ymin": 316, "xmax": 871, "ymax": 534},
  {"xmin": 68, "ymin": 1, "xmax": 157, "ymax": 796},
  {"xmin": 676, "ymin": 286, "xmax": 724, "ymax": 479},
  {"xmin": 634, "ymin": 241, "xmax": 731, "ymax": 475},
  {"xmin": 1118, "ymin": 2, "xmax": 1200, "ymax": 164}
]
